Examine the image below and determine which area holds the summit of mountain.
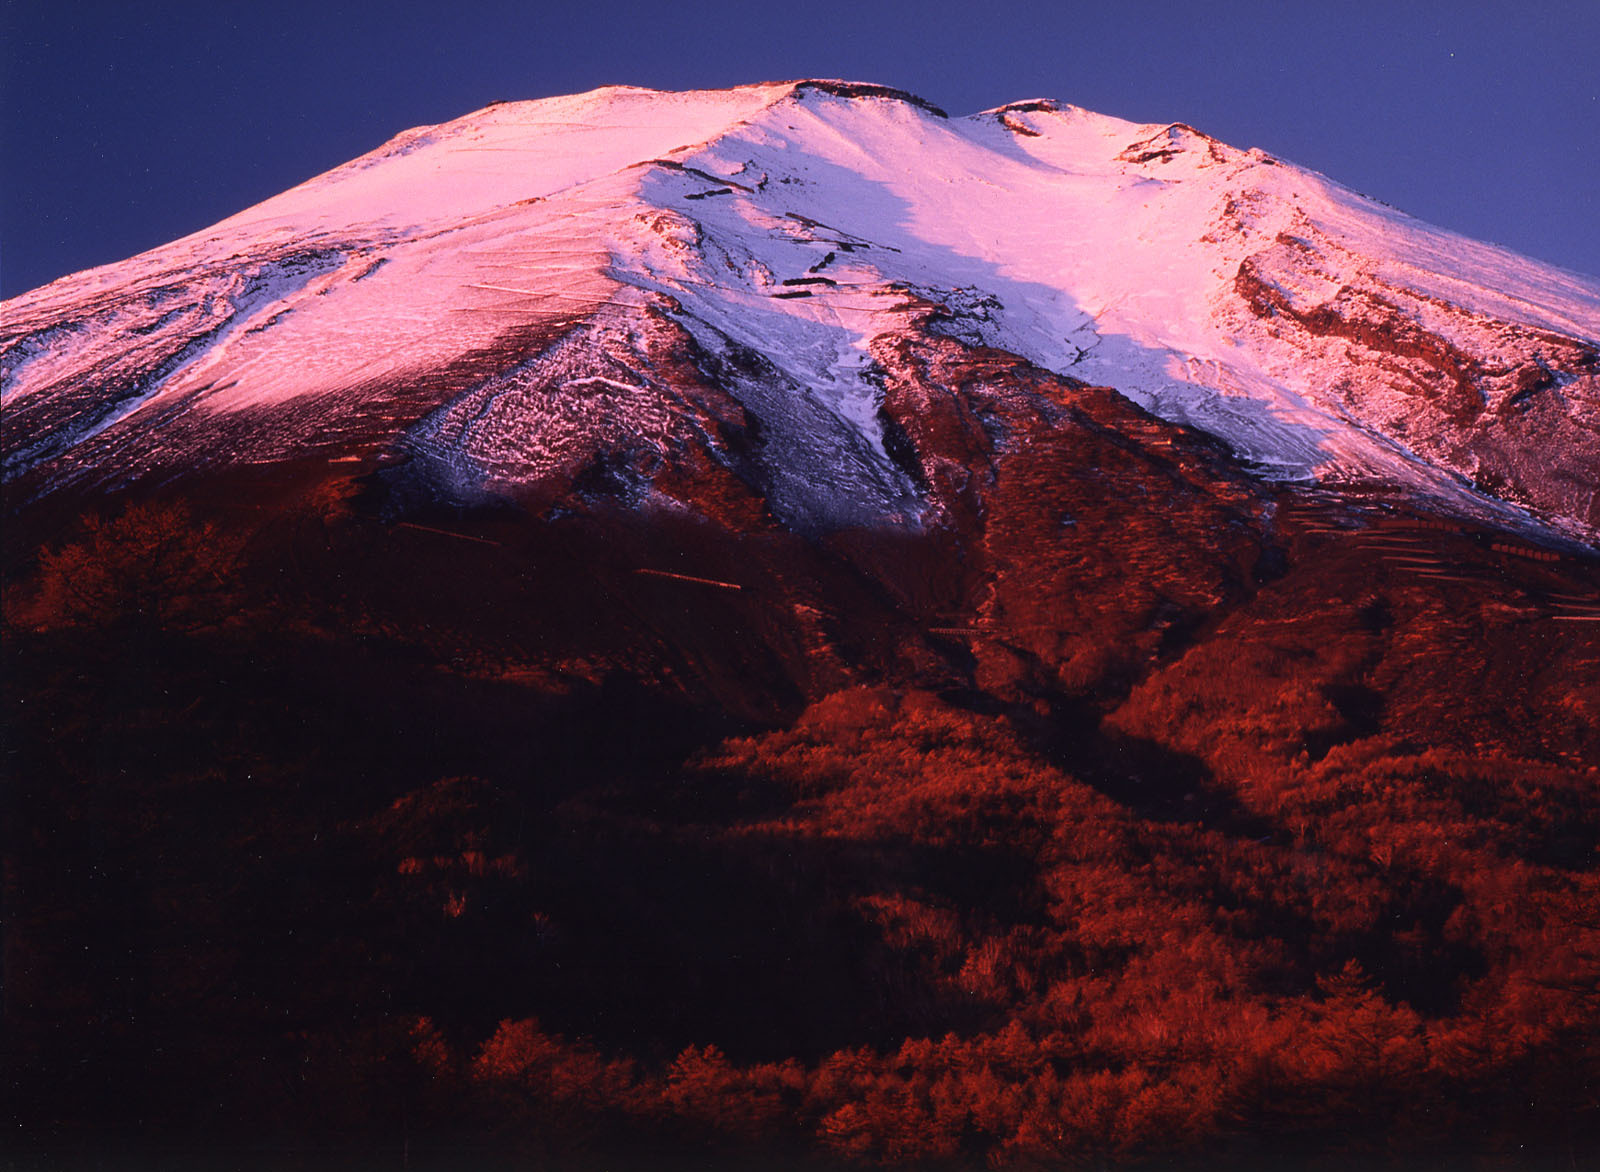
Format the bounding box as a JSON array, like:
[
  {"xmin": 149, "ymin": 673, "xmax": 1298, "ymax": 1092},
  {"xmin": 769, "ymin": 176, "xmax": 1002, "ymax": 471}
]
[{"xmin": 4, "ymin": 80, "xmax": 1597, "ymax": 541}]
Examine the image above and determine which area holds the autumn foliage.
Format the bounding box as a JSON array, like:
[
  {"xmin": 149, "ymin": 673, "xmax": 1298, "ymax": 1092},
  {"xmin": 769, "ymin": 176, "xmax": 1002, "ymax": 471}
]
[
  {"xmin": 390, "ymin": 686, "xmax": 1599, "ymax": 1166},
  {"xmin": 23, "ymin": 500, "xmax": 242, "ymax": 633},
  {"xmin": 4, "ymin": 478, "xmax": 1598, "ymax": 1170}
]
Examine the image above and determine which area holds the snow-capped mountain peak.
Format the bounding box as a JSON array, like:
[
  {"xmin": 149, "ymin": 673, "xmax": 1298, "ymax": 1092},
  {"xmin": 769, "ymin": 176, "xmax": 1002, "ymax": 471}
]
[{"xmin": 4, "ymin": 81, "xmax": 1598, "ymax": 537}]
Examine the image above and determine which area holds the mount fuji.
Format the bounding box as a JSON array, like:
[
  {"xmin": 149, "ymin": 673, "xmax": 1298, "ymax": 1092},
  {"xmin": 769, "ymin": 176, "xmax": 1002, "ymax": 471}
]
[
  {"xmin": 8, "ymin": 82, "xmax": 1600, "ymax": 1170},
  {"xmin": 4, "ymin": 80, "xmax": 1598, "ymax": 540}
]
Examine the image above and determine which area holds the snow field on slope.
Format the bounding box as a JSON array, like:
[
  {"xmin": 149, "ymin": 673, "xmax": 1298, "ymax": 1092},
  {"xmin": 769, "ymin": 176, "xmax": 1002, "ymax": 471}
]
[{"xmin": 5, "ymin": 82, "xmax": 1599, "ymax": 534}]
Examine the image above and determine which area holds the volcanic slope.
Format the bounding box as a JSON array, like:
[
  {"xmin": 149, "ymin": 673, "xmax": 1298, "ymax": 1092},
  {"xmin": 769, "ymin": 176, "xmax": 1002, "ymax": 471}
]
[
  {"xmin": 8, "ymin": 83, "xmax": 1600, "ymax": 1172},
  {"xmin": 4, "ymin": 80, "xmax": 1599, "ymax": 539}
]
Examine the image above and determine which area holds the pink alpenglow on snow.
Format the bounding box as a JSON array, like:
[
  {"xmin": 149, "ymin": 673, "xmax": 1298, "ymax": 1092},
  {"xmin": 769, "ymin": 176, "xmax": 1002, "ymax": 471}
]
[{"xmin": 4, "ymin": 81, "xmax": 1598, "ymax": 536}]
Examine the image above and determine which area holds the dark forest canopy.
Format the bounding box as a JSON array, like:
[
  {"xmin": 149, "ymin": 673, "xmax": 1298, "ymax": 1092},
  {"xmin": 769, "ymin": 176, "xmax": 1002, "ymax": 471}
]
[{"xmin": 4, "ymin": 477, "xmax": 1598, "ymax": 1169}]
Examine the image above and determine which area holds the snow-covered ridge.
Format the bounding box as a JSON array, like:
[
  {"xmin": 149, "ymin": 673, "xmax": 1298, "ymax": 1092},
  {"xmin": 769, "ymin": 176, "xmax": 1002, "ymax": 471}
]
[{"xmin": 4, "ymin": 81, "xmax": 1598, "ymax": 535}]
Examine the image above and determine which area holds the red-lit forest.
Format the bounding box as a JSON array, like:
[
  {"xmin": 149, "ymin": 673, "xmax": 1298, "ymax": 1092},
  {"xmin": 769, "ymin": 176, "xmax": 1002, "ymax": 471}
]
[{"xmin": 4, "ymin": 432, "xmax": 1599, "ymax": 1170}]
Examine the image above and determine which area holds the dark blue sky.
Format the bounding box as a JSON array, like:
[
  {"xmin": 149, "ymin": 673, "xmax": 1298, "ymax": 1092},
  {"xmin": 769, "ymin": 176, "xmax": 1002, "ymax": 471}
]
[{"xmin": 3, "ymin": 1, "xmax": 1596, "ymax": 297}]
